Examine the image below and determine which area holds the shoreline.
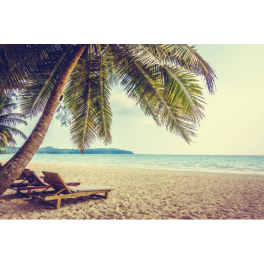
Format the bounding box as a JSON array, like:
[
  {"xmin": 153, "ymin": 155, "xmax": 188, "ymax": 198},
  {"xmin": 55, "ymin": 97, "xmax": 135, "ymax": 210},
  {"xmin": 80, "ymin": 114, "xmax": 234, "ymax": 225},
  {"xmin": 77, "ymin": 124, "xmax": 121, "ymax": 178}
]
[
  {"xmin": 1, "ymin": 153, "xmax": 263, "ymax": 177},
  {"xmin": 1, "ymin": 159, "xmax": 264, "ymax": 181}
]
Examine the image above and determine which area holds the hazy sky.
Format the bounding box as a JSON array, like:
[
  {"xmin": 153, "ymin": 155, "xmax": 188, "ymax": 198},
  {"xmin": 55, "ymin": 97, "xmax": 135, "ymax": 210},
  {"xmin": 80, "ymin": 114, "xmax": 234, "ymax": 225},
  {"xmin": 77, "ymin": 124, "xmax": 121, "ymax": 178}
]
[{"xmin": 13, "ymin": 45, "xmax": 264, "ymax": 155}]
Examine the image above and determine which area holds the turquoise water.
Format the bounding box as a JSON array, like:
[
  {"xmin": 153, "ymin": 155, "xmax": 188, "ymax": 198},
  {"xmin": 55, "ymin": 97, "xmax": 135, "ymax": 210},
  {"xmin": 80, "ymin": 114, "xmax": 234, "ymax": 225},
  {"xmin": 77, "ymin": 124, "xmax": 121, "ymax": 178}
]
[{"xmin": 1, "ymin": 154, "xmax": 264, "ymax": 175}]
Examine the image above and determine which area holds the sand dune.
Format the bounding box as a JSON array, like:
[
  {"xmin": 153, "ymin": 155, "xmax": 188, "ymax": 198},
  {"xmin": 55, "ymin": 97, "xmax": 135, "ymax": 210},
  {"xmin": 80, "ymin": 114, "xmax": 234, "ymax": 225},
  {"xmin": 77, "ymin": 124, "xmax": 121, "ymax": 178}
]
[{"xmin": 1, "ymin": 160, "xmax": 264, "ymax": 219}]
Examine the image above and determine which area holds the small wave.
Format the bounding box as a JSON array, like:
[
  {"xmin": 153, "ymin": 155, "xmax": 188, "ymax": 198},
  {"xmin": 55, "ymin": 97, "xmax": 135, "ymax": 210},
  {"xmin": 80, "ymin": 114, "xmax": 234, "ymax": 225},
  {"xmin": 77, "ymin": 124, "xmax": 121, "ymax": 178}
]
[{"xmin": 1, "ymin": 154, "xmax": 264, "ymax": 175}]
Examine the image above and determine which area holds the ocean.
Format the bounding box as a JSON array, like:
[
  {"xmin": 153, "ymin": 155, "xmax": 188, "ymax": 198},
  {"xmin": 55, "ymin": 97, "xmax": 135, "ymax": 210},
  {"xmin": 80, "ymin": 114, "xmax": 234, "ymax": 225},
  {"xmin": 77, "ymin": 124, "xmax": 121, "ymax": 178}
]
[{"xmin": 1, "ymin": 154, "xmax": 264, "ymax": 175}]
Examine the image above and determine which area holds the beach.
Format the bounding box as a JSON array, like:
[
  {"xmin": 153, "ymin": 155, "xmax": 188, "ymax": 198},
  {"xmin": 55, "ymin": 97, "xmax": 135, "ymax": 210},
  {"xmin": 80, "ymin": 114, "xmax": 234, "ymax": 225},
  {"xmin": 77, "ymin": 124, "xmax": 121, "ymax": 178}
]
[{"xmin": 1, "ymin": 160, "xmax": 264, "ymax": 220}]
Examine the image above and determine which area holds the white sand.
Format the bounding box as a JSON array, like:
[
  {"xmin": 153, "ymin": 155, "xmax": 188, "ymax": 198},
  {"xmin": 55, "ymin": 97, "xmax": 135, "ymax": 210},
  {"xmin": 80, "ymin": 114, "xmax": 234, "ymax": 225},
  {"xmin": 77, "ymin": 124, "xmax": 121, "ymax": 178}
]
[{"xmin": 1, "ymin": 160, "xmax": 264, "ymax": 219}]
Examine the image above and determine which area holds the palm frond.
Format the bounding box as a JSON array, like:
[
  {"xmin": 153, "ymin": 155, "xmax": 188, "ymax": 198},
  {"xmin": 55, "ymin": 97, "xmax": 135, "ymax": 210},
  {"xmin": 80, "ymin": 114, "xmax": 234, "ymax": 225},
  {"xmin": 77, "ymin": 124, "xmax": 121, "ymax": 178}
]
[
  {"xmin": 96, "ymin": 45, "xmax": 112, "ymax": 145},
  {"xmin": 18, "ymin": 46, "xmax": 73, "ymax": 118},
  {"xmin": 111, "ymin": 45, "xmax": 201, "ymax": 143},
  {"xmin": 0, "ymin": 125, "xmax": 27, "ymax": 140},
  {"xmin": 65, "ymin": 46, "xmax": 98, "ymax": 153},
  {"xmin": 61, "ymin": 45, "xmax": 113, "ymax": 152},
  {"xmin": 0, "ymin": 91, "xmax": 17, "ymax": 114},
  {"xmin": 0, "ymin": 44, "xmax": 67, "ymax": 91},
  {"xmin": 108, "ymin": 45, "xmax": 162, "ymax": 125},
  {"xmin": 140, "ymin": 44, "xmax": 216, "ymax": 93},
  {"xmin": 0, "ymin": 114, "xmax": 27, "ymax": 126},
  {"xmin": 161, "ymin": 65, "xmax": 205, "ymax": 124},
  {"xmin": 0, "ymin": 132, "xmax": 8, "ymax": 147},
  {"xmin": 116, "ymin": 45, "xmax": 205, "ymax": 124},
  {"xmin": 0, "ymin": 92, "xmax": 27, "ymax": 147}
]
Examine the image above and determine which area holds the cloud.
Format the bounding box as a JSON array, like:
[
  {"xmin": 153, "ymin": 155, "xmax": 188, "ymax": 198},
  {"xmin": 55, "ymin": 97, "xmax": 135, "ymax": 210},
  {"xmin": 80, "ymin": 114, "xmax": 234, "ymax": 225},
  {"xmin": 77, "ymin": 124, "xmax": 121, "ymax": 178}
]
[{"xmin": 110, "ymin": 90, "xmax": 140, "ymax": 116}]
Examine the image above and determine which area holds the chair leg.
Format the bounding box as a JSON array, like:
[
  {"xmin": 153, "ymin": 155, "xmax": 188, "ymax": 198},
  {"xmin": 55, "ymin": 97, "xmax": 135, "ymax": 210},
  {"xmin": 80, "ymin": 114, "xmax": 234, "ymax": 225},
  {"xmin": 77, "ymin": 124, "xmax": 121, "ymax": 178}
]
[
  {"xmin": 105, "ymin": 192, "xmax": 109, "ymax": 199},
  {"xmin": 17, "ymin": 189, "xmax": 20, "ymax": 195},
  {"xmin": 27, "ymin": 190, "xmax": 32, "ymax": 198},
  {"xmin": 55, "ymin": 199, "xmax": 61, "ymax": 209}
]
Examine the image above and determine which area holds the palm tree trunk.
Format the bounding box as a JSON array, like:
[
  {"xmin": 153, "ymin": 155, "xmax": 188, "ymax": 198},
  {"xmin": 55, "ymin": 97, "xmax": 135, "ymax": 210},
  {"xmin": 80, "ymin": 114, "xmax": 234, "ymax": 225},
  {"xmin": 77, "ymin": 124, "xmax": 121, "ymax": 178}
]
[{"xmin": 0, "ymin": 44, "xmax": 87, "ymax": 196}]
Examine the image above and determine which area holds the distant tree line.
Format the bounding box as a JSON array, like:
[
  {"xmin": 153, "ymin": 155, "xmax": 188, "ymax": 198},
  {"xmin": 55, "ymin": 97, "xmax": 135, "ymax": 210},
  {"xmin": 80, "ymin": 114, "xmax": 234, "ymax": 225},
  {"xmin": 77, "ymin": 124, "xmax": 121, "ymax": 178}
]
[{"xmin": 3, "ymin": 146, "xmax": 133, "ymax": 154}]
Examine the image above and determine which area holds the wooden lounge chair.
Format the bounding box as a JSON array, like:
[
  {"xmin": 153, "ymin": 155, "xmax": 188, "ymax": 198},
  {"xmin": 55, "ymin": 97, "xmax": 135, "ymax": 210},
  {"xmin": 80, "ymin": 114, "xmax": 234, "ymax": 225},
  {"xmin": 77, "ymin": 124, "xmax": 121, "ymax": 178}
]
[
  {"xmin": 35, "ymin": 171, "xmax": 115, "ymax": 209},
  {"xmin": 0, "ymin": 165, "xmax": 46, "ymax": 190},
  {"xmin": 16, "ymin": 168, "xmax": 30, "ymax": 180},
  {"xmin": 16, "ymin": 171, "xmax": 81, "ymax": 198},
  {"xmin": 9, "ymin": 169, "xmax": 38, "ymax": 189},
  {"xmin": 11, "ymin": 167, "xmax": 45, "ymax": 182}
]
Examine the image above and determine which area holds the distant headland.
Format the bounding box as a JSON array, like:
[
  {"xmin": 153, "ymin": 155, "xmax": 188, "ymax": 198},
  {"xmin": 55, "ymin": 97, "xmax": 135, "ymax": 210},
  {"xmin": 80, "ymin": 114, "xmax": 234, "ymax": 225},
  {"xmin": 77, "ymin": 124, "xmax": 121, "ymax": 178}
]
[{"xmin": 2, "ymin": 146, "xmax": 134, "ymax": 154}]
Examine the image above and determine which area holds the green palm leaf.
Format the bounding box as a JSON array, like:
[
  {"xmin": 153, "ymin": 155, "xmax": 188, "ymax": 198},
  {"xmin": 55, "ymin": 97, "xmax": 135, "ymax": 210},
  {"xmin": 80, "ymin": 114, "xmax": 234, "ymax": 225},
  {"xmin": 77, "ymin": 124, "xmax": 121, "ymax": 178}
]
[
  {"xmin": 109, "ymin": 45, "xmax": 204, "ymax": 143},
  {"xmin": 64, "ymin": 46, "xmax": 98, "ymax": 153},
  {"xmin": 0, "ymin": 125, "xmax": 27, "ymax": 140},
  {"xmin": 96, "ymin": 45, "xmax": 112, "ymax": 145},
  {"xmin": 0, "ymin": 45, "xmax": 65, "ymax": 91},
  {"xmin": 0, "ymin": 114, "xmax": 27, "ymax": 126},
  {"xmin": 140, "ymin": 44, "xmax": 216, "ymax": 93},
  {"xmin": 62, "ymin": 45, "xmax": 113, "ymax": 152},
  {"xmin": 18, "ymin": 46, "xmax": 73, "ymax": 118},
  {"xmin": 0, "ymin": 92, "xmax": 27, "ymax": 147},
  {"xmin": 115, "ymin": 44, "xmax": 204, "ymax": 123}
]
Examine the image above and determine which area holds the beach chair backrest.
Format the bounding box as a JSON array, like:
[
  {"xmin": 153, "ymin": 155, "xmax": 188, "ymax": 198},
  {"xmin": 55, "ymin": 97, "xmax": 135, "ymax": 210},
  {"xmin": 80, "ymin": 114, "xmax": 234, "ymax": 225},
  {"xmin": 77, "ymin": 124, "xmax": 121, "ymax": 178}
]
[
  {"xmin": 31, "ymin": 172, "xmax": 46, "ymax": 186},
  {"xmin": 23, "ymin": 169, "xmax": 35, "ymax": 183},
  {"xmin": 42, "ymin": 171, "xmax": 72, "ymax": 194}
]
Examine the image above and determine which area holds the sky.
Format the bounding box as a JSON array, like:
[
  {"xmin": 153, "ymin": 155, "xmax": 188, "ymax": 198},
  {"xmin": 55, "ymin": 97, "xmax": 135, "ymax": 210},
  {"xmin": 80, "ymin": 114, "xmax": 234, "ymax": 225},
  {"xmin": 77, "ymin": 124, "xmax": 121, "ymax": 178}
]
[{"xmin": 13, "ymin": 45, "xmax": 264, "ymax": 155}]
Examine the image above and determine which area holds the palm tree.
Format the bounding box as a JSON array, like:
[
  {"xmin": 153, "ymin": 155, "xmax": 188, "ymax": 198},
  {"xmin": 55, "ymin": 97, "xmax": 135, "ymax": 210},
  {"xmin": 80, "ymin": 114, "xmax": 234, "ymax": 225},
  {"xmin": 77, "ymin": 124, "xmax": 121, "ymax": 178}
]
[
  {"xmin": 0, "ymin": 92, "xmax": 27, "ymax": 148},
  {"xmin": 0, "ymin": 44, "xmax": 216, "ymax": 195}
]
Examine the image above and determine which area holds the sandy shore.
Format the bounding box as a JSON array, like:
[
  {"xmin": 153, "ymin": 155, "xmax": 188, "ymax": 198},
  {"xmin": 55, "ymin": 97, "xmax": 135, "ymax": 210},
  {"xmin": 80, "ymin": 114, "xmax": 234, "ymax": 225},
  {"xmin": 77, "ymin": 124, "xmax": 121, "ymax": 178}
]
[{"xmin": 1, "ymin": 160, "xmax": 264, "ymax": 219}]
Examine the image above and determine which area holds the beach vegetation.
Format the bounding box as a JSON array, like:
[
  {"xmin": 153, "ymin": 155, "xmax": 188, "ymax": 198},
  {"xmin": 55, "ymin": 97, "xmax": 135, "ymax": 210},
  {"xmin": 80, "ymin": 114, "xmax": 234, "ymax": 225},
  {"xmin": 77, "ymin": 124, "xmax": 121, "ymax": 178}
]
[
  {"xmin": 0, "ymin": 92, "xmax": 27, "ymax": 149},
  {"xmin": 6, "ymin": 146, "xmax": 133, "ymax": 154}
]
